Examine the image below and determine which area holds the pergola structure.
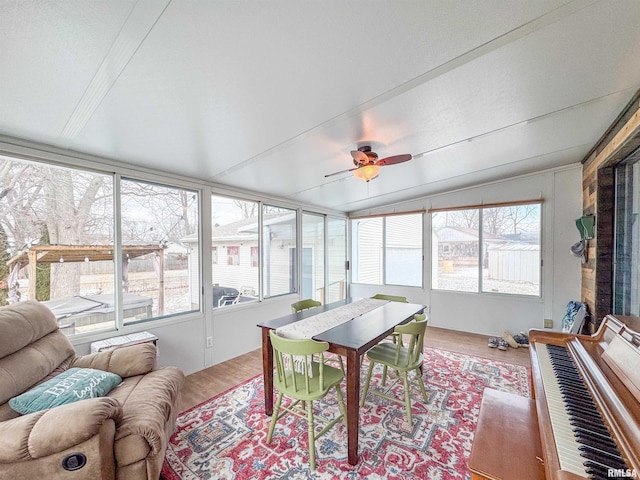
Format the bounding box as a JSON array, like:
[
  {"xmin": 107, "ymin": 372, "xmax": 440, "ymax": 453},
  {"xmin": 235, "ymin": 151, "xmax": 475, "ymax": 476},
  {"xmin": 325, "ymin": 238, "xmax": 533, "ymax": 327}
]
[{"xmin": 7, "ymin": 244, "xmax": 166, "ymax": 314}]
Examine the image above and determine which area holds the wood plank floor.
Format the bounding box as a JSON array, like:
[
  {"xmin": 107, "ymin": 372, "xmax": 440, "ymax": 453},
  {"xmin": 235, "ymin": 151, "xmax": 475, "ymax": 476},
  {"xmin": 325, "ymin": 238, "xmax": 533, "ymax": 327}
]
[{"xmin": 178, "ymin": 326, "xmax": 530, "ymax": 412}]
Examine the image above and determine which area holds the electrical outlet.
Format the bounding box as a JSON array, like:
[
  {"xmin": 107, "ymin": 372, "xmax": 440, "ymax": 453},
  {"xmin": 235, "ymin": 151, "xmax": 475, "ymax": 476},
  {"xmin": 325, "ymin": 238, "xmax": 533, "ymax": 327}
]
[
  {"xmin": 543, "ymin": 319, "xmax": 553, "ymax": 329},
  {"xmin": 206, "ymin": 336, "xmax": 213, "ymax": 348}
]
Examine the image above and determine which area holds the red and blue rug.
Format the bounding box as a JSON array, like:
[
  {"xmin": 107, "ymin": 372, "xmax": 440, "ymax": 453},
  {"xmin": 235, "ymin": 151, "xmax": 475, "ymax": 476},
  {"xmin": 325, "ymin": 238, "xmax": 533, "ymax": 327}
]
[{"xmin": 161, "ymin": 348, "xmax": 530, "ymax": 479}]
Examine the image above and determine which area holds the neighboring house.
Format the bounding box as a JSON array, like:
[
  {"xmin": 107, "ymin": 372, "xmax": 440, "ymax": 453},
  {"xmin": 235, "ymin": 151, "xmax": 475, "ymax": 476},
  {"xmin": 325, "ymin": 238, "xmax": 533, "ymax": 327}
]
[{"xmin": 183, "ymin": 213, "xmax": 299, "ymax": 308}]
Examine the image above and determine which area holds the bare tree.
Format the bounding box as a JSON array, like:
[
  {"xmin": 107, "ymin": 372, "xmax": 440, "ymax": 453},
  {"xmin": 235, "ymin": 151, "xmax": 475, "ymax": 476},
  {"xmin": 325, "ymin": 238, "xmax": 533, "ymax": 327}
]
[
  {"xmin": 120, "ymin": 180, "xmax": 197, "ymax": 243},
  {"xmin": 483, "ymin": 207, "xmax": 509, "ymax": 235},
  {"xmin": 44, "ymin": 168, "xmax": 107, "ymax": 298},
  {"xmin": 233, "ymin": 199, "xmax": 258, "ymax": 219},
  {"xmin": 436, "ymin": 209, "xmax": 479, "ymax": 229},
  {"xmin": 503, "ymin": 205, "xmax": 539, "ymax": 235}
]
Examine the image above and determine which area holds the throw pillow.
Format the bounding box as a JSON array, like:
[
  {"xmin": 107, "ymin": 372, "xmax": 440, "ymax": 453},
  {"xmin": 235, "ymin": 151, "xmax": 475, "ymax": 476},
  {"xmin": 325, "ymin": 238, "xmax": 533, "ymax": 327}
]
[{"xmin": 9, "ymin": 367, "xmax": 122, "ymax": 415}]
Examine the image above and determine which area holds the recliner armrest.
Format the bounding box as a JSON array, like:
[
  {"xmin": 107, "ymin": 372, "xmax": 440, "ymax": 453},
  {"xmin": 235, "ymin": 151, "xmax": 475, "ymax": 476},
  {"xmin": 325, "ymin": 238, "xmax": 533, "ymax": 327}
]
[
  {"xmin": 72, "ymin": 342, "xmax": 157, "ymax": 378},
  {"xmin": 0, "ymin": 397, "xmax": 122, "ymax": 463}
]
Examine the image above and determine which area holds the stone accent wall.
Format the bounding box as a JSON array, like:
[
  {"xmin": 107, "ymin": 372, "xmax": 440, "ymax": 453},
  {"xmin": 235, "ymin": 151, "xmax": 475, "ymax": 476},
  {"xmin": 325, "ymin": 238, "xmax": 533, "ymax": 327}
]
[{"xmin": 581, "ymin": 92, "xmax": 640, "ymax": 326}]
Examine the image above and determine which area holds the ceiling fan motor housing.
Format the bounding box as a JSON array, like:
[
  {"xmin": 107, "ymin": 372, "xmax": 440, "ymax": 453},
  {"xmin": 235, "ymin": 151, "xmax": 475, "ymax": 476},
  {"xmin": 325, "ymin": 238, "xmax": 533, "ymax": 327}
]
[{"xmin": 353, "ymin": 146, "xmax": 378, "ymax": 166}]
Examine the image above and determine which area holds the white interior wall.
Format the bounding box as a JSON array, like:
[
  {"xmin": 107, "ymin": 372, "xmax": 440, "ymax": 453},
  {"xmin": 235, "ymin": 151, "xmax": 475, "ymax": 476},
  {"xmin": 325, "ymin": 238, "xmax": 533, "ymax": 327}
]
[
  {"xmin": 73, "ymin": 315, "xmax": 206, "ymax": 375},
  {"xmin": 351, "ymin": 164, "xmax": 583, "ymax": 337}
]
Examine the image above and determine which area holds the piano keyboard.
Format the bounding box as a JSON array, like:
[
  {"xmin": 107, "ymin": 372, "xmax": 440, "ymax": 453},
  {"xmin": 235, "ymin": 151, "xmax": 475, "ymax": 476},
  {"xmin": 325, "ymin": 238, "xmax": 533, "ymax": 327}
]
[{"xmin": 537, "ymin": 343, "xmax": 629, "ymax": 480}]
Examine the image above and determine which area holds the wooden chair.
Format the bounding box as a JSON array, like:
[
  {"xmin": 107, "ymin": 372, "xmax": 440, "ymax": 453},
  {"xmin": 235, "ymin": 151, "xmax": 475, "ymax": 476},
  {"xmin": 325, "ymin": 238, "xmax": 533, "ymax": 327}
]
[
  {"xmin": 371, "ymin": 294, "xmax": 409, "ymax": 343},
  {"xmin": 360, "ymin": 316, "xmax": 429, "ymax": 427},
  {"xmin": 371, "ymin": 293, "xmax": 408, "ymax": 303},
  {"xmin": 266, "ymin": 330, "xmax": 346, "ymax": 470},
  {"xmin": 291, "ymin": 298, "xmax": 322, "ymax": 313},
  {"xmin": 291, "ymin": 298, "xmax": 344, "ymax": 373}
]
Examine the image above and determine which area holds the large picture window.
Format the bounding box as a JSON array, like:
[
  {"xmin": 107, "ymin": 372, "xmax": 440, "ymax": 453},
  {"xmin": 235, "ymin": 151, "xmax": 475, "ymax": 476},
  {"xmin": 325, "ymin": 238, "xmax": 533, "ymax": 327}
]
[
  {"xmin": 431, "ymin": 203, "xmax": 541, "ymax": 296},
  {"xmin": 119, "ymin": 178, "xmax": 200, "ymax": 322},
  {"xmin": 1, "ymin": 156, "xmax": 115, "ymax": 334},
  {"xmin": 352, "ymin": 213, "xmax": 423, "ymax": 287}
]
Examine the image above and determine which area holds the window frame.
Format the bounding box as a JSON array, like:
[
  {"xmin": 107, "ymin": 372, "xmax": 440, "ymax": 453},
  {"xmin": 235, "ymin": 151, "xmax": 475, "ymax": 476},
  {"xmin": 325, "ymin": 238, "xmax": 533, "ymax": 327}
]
[
  {"xmin": 351, "ymin": 212, "xmax": 424, "ymax": 288},
  {"xmin": 431, "ymin": 201, "xmax": 542, "ymax": 297}
]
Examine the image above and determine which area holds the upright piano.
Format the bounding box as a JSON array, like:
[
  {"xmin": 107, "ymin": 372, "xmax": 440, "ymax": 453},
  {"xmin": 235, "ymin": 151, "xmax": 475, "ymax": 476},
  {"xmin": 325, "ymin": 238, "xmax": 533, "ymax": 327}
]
[{"xmin": 529, "ymin": 314, "xmax": 640, "ymax": 479}]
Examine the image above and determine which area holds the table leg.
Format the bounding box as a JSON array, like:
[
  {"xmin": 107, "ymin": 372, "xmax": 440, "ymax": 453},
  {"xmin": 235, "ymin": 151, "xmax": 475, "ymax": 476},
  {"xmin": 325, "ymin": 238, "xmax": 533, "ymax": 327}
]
[
  {"xmin": 261, "ymin": 327, "xmax": 274, "ymax": 415},
  {"xmin": 346, "ymin": 349, "xmax": 360, "ymax": 465}
]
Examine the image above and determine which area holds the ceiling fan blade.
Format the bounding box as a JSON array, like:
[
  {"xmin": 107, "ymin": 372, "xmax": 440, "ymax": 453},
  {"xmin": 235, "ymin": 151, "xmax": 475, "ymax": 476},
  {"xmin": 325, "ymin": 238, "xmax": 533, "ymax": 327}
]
[
  {"xmin": 376, "ymin": 154, "xmax": 412, "ymax": 166},
  {"xmin": 350, "ymin": 150, "xmax": 368, "ymax": 164},
  {"xmin": 324, "ymin": 166, "xmax": 358, "ymax": 178}
]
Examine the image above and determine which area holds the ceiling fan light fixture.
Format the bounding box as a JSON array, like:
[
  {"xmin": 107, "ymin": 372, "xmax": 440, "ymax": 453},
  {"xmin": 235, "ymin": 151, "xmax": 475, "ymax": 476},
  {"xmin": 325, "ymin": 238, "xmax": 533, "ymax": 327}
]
[{"xmin": 353, "ymin": 164, "xmax": 380, "ymax": 182}]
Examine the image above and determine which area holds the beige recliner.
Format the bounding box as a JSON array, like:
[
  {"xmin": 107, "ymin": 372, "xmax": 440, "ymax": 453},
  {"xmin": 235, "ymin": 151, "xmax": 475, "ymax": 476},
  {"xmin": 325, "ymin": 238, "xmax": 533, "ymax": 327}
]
[{"xmin": 0, "ymin": 301, "xmax": 185, "ymax": 480}]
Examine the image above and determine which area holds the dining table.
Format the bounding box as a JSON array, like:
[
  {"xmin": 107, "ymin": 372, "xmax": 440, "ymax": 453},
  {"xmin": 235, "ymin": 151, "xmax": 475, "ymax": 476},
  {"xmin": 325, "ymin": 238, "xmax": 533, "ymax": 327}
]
[{"xmin": 257, "ymin": 297, "xmax": 425, "ymax": 466}]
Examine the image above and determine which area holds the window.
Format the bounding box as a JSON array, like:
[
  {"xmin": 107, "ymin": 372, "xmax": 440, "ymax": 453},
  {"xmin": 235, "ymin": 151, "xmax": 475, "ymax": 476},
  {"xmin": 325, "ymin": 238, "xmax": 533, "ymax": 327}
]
[
  {"xmin": 227, "ymin": 246, "xmax": 239, "ymax": 265},
  {"xmin": 0, "ymin": 156, "xmax": 200, "ymax": 335},
  {"xmin": 251, "ymin": 246, "xmax": 259, "ymax": 268},
  {"xmin": 432, "ymin": 203, "xmax": 541, "ymax": 296},
  {"xmin": 211, "ymin": 195, "xmax": 259, "ymax": 308},
  {"xmin": 352, "ymin": 213, "xmax": 423, "ymax": 287},
  {"xmin": 326, "ymin": 217, "xmax": 347, "ymax": 303},
  {"xmin": 1, "ymin": 156, "xmax": 115, "ymax": 334},
  {"xmin": 302, "ymin": 213, "xmax": 325, "ymax": 303},
  {"xmin": 212, "ymin": 246, "xmax": 217, "ymax": 264},
  {"xmin": 120, "ymin": 178, "xmax": 200, "ymax": 321},
  {"xmin": 614, "ymin": 153, "xmax": 640, "ymax": 316},
  {"xmin": 263, "ymin": 204, "xmax": 297, "ymax": 297}
]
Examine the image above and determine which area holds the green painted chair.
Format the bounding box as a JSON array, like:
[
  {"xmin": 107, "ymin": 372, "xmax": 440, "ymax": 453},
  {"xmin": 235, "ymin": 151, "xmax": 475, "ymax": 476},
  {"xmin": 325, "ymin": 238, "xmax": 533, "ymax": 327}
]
[
  {"xmin": 371, "ymin": 294, "xmax": 409, "ymax": 343},
  {"xmin": 291, "ymin": 298, "xmax": 344, "ymax": 373},
  {"xmin": 370, "ymin": 293, "xmax": 408, "ymax": 303},
  {"xmin": 360, "ymin": 316, "xmax": 429, "ymax": 428},
  {"xmin": 266, "ymin": 330, "xmax": 346, "ymax": 470},
  {"xmin": 291, "ymin": 298, "xmax": 322, "ymax": 313}
]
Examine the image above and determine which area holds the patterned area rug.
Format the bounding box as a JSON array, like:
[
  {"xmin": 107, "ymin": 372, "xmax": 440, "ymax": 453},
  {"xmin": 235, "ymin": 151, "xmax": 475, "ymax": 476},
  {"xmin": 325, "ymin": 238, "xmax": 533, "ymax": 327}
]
[{"xmin": 161, "ymin": 348, "xmax": 530, "ymax": 480}]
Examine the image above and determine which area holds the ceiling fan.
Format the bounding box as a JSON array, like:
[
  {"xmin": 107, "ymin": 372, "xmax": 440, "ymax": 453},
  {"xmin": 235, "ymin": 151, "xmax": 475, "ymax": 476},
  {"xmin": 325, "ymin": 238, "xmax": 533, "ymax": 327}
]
[{"xmin": 325, "ymin": 146, "xmax": 413, "ymax": 182}]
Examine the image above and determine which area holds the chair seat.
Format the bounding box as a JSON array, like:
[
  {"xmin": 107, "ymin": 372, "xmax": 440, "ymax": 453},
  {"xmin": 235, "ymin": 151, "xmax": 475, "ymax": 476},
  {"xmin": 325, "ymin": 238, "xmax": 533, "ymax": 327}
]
[
  {"xmin": 366, "ymin": 343, "xmax": 424, "ymax": 372},
  {"xmin": 273, "ymin": 362, "xmax": 343, "ymax": 401}
]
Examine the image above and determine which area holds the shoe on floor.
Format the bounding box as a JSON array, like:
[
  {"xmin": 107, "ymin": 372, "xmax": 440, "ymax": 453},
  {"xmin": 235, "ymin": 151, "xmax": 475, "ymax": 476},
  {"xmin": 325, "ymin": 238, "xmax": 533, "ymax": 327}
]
[
  {"xmin": 497, "ymin": 338, "xmax": 508, "ymax": 351},
  {"xmin": 513, "ymin": 332, "xmax": 530, "ymax": 347},
  {"xmin": 502, "ymin": 331, "xmax": 519, "ymax": 349},
  {"xmin": 488, "ymin": 337, "xmax": 498, "ymax": 348}
]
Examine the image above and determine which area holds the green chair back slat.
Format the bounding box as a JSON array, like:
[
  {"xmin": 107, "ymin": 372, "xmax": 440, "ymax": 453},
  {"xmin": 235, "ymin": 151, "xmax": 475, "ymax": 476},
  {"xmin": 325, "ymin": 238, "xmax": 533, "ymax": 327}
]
[
  {"xmin": 394, "ymin": 317, "xmax": 427, "ymax": 368},
  {"xmin": 291, "ymin": 298, "xmax": 322, "ymax": 313},
  {"xmin": 370, "ymin": 294, "xmax": 408, "ymax": 303}
]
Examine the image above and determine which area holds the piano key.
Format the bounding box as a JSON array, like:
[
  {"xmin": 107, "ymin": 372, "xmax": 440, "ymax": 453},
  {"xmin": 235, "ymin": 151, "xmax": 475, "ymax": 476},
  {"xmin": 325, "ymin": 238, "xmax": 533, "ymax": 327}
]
[
  {"xmin": 578, "ymin": 445, "xmax": 628, "ymax": 470},
  {"xmin": 572, "ymin": 426, "xmax": 622, "ymax": 450},
  {"xmin": 583, "ymin": 460, "xmax": 614, "ymax": 480},
  {"xmin": 569, "ymin": 418, "xmax": 612, "ymax": 437},
  {"xmin": 574, "ymin": 432, "xmax": 622, "ymax": 456}
]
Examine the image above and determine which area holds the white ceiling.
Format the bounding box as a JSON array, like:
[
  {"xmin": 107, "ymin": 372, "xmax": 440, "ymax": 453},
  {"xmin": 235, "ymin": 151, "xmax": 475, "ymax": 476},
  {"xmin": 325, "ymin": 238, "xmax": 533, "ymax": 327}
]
[{"xmin": 2, "ymin": 0, "xmax": 640, "ymax": 213}]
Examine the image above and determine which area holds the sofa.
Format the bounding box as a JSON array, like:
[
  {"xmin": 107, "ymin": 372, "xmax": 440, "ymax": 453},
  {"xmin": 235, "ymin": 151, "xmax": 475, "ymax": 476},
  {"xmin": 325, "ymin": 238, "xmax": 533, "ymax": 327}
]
[{"xmin": 0, "ymin": 301, "xmax": 185, "ymax": 480}]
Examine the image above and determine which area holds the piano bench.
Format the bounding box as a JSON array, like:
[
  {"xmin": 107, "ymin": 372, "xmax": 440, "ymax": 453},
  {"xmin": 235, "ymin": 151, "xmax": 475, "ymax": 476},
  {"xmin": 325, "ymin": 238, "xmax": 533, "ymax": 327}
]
[{"xmin": 469, "ymin": 388, "xmax": 545, "ymax": 480}]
